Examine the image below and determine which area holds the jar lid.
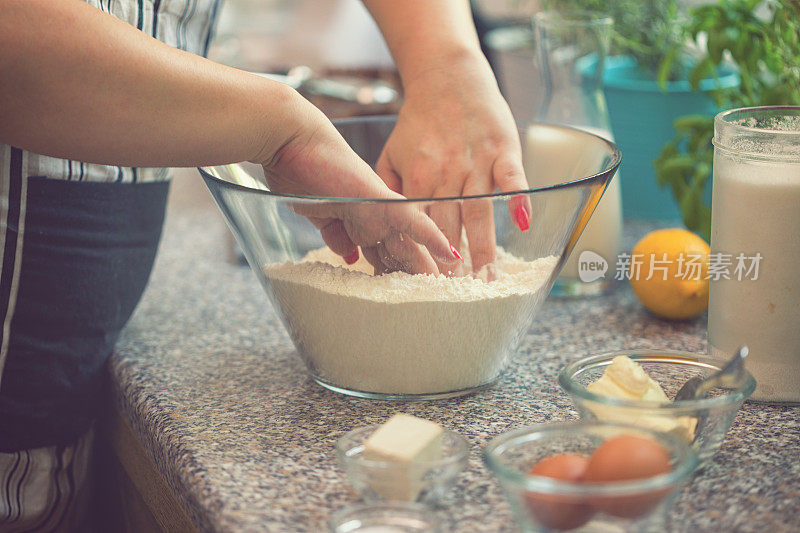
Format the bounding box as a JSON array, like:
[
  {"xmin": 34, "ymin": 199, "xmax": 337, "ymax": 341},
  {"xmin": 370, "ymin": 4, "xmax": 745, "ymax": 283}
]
[{"xmin": 713, "ymin": 106, "xmax": 800, "ymax": 162}]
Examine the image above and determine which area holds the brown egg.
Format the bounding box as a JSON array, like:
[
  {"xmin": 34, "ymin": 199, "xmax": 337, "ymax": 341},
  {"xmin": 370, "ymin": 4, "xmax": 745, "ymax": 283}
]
[
  {"xmin": 583, "ymin": 435, "xmax": 673, "ymax": 518},
  {"xmin": 524, "ymin": 454, "xmax": 595, "ymax": 531}
]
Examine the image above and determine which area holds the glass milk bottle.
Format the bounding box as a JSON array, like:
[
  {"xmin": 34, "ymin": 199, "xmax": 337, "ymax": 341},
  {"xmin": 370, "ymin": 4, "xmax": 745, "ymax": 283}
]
[
  {"xmin": 708, "ymin": 106, "xmax": 800, "ymax": 403},
  {"xmin": 525, "ymin": 11, "xmax": 622, "ymax": 297}
]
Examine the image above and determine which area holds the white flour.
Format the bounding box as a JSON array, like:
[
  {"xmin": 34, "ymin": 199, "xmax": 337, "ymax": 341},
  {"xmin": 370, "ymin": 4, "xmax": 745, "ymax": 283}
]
[{"xmin": 263, "ymin": 247, "xmax": 557, "ymax": 395}]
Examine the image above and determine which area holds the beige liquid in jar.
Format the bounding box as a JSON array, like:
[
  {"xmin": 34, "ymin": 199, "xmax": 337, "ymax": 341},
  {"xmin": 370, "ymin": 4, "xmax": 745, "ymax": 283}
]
[
  {"xmin": 708, "ymin": 152, "xmax": 800, "ymax": 402},
  {"xmin": 523, "ymin": 125, "xmax": 621, "ymax": 280}
]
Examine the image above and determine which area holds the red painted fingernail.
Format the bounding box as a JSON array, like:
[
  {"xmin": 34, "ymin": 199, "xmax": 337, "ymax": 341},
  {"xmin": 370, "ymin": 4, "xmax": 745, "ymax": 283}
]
[
  {"xmin": 344, "ymin": 249, "xmax": 359, "ymax": 265},
  {"xmin": 515, "ymin": 204, "xmax": 530, "ymax": 232},
  {"xmin": 450, "ymin": 244, "xmax": 464, "ymax": 262}
]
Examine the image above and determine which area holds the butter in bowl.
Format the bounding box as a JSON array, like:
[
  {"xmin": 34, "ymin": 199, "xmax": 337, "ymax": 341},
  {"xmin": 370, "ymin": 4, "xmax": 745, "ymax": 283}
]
[
  {"xmin": 559, "ymin": 350, "xmax": 756, "ymax": 464},
  {"xmin": 336, "ymin": 414, "xmax": 469, "ymax": 505}
]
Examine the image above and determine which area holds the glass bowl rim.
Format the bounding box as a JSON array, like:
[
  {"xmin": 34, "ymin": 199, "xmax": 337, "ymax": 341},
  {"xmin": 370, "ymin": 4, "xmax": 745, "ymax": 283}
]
[
  {"xmin": 198, "ymin": 117, "xmax": 621, "ymax": 203},
  {"xmin": 328, "ymin": 502, "xmax": 440, "ymax": 532},
  {"xmin": 558, "ymin": 349, "xmax": 756, "ymax": 411},
  {"xmin": 482, "ymin": 420, "xmax": 699, "ymax": 496},
  {"xmin": 336, "ymin": 424, "xmax": 469, "ymax": 471}
]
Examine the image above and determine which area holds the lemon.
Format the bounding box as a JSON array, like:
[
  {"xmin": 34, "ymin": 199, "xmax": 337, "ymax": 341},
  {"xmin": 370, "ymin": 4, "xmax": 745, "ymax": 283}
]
[{"xmin": 629, "ymin": 229, "xmax": 710, "ymax": 320}]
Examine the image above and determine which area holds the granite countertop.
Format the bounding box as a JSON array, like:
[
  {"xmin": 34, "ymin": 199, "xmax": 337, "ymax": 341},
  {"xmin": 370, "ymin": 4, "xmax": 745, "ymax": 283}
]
[{"xmin": 110, "ymin": 174, "xmax": 800, "ymax": 532}]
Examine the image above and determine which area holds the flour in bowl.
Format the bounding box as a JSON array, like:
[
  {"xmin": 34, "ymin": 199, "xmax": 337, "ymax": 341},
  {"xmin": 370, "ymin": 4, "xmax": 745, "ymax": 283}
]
[{"xmin": 263, "ymin": 246, "xmax": 557, "ymax": 395}]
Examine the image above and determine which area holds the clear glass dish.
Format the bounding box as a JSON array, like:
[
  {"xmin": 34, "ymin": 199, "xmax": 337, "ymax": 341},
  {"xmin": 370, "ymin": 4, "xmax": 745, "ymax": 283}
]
[
  {"xmin": 328, "ymin": 503, "xmax": 441, "ymax": 533},
  {"xmin": 483, "ymin": 421, "xmax": 698, "ymax": 532},
  {"xmin": 559, "ymin": 350, "xmax": 756, "ymax": 464},
  {"xmin": 335, "ymin": 424, "xmax": 469, "ymax": 505},
  {"xmin": 200, "ymin": 115, "xmax": 621, "ymax": 400}
]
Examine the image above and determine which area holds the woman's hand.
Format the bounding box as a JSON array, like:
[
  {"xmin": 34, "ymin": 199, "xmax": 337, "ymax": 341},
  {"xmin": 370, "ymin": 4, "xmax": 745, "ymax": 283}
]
[
  {"xmin": 254, "ymin": 95, "xmax": 461, "ymax": 275},
  {"xmin": 375, "ymin": 53, "xmax": 531, "ymax": 274}
]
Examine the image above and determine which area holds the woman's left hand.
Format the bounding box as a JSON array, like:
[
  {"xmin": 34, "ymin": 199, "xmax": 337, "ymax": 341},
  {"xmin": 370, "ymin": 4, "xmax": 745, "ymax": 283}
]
[{"xmin": 375, "ymin": 54, "xmax": 531, "ymax": 275}]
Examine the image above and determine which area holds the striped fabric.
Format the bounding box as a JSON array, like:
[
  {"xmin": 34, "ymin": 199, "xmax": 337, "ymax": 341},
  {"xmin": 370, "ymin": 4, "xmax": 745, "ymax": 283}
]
[
  {"xmin": 0, "ymin": 147, "xmax": 27, "ymax": 392},
  {"xmin": 0, "ymin": 0, "xmax": 219, "ymax": 384},
  {"xmin": 0, "ymin": 429, "xmax": 93, "ymax": 532},
  {"xmin": 0, "ymin": 0, "xmax": 221, "ymax": 184},
  {"xmin": 0, "ymin": 1, "xmax": 220, "ymax": 529}
]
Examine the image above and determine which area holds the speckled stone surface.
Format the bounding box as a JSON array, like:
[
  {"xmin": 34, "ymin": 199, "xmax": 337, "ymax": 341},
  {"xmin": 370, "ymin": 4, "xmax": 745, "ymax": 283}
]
[{"xmin": 110, "ymin": 176, "xmax": 800, "ymax": 533}]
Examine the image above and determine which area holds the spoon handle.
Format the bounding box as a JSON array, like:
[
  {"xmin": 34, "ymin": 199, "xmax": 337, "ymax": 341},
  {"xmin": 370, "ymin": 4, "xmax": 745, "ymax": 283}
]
[{"xmin": 694, "ymin": 346, "xmax": 749, "ymax": 398}]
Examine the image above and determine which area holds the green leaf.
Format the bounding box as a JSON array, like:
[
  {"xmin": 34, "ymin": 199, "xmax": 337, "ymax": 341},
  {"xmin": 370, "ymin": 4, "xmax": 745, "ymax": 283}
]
[
  {"xmin": 657, "ymin": 141, "xmax": 679, "ymax": 161},
  {"xmin": 691, "ymin": 161, "xmax": 712, "ymax": 192},
  {"xmin": 661, "ymin": 155, "xmax": 695, "ymax": 172},
  {"xmin": 688, "ymin": 131, "xmax": 714, "ymax": 154},
  {"xmin": 679, "ymin": 185, "xmax": 707, "ymax": 236},
  {"xmin": 707, "ymin": 29, "xmax": 725, "ymax": 64},
  {"xmin": 673, "ymin": 115, "xmax": 713, "ymax": 132},
  {"xmin": 657, "ymin": 46, "xmax": 680, "ymax": 89},
  {"xmin": 689, "ymin": 58, "xmax": 714, "ymax": 90},
  {"xmin": 695, "ymin": 205, "xmax": 712, "ymax": 242}
]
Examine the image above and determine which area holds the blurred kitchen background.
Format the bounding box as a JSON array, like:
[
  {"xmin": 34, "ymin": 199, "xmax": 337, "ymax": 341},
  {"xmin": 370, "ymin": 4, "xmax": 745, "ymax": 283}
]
[{"xmin": 205, "ymin": 0, "xmax": 744, "ymax": 227}]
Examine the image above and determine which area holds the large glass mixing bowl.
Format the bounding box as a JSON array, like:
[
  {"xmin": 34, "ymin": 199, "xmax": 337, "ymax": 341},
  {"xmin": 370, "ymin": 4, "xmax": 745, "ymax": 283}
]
[{"xmin": 199, "ymin": 116, "xmax": 620, "ymax": 400}]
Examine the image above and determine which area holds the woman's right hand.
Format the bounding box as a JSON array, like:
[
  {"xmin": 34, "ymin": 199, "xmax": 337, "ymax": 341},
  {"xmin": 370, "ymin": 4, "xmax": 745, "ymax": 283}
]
[{"xmin": 252, "ymin": 91, "xmax": 461, "ymax": 275}]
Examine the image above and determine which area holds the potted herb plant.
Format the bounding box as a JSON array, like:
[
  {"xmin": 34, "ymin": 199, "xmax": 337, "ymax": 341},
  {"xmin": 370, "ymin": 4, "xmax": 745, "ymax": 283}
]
[
  {"xmin": 655, "ymin": 0, "xmax": 800, "ymax": 240},
  {"xmin": 543, "ymin": 0, "xmax": 739, "ymax": 220}
]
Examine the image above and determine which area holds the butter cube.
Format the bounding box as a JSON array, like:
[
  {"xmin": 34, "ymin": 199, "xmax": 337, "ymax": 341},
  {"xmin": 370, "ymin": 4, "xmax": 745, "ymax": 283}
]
[
  {"xmin": 363, "ymin": 414, "xmax": 443, "ymax": 501},
  {"xmin": 364, "ymin": 414, "xmax": 444, "ymax": 463}
]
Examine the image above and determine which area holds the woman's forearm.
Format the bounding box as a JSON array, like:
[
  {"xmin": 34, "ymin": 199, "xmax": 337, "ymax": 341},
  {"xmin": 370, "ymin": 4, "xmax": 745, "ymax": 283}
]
[
  {"xmin": 0, "ymin": 0, "xmax": 302, "ymax": 167},
  {"xmin": 361, "ymin": 0, "xmax": 489, "ymax": 90}
]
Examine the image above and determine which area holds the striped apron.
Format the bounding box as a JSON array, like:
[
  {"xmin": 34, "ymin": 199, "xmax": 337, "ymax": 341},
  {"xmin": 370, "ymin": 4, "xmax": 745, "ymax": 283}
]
[{"xmin": 0, "ymin": 0, "xmax": 221, "ymax": 529}]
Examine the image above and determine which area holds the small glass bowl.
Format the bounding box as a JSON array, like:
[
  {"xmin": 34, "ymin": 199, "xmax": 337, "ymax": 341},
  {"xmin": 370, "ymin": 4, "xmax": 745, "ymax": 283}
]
[
  {"xmin": 559, "ymin": 350, "xmax": 756, "ymax": 464},
  {"xmin": 328, "ymin": 503, "xmax": 441, "ymax": 533},
  {"xmin": 484, "ymin": 421, "xmax": 698, "ymax": 532},
  {"xmin": 336, "ymin": 425, "xmax": 469, "ymax": 505}
]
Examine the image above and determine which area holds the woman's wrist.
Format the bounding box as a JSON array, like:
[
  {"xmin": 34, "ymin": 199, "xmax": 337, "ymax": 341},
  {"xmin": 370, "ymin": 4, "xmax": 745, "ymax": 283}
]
[
  {"xmin": 400, "ymin": 47, "xmax": 496, "ymax": 101},
  {"xmin": 248, "ymin": 80, "xmax": 320, "ymax": 167}
]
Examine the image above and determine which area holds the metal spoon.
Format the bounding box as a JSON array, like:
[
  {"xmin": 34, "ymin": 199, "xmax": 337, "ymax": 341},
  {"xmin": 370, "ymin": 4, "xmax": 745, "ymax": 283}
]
[
  {"xmin": 253, "ymin": 66, "xmax": 399, "ymax": 105},
  {"xmin": 251, "ymin": 66, "xmax": 313, "ymax": 89},
  {"xmin": 673, "ymin": 345, "xmax": 749, "ymax": 402}
]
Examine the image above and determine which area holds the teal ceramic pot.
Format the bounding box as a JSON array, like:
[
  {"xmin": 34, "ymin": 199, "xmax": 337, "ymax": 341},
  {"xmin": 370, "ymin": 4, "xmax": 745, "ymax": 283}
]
[{"xmin": 601, "ymin": 56, "xmax": 739, "ymax": 220}]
